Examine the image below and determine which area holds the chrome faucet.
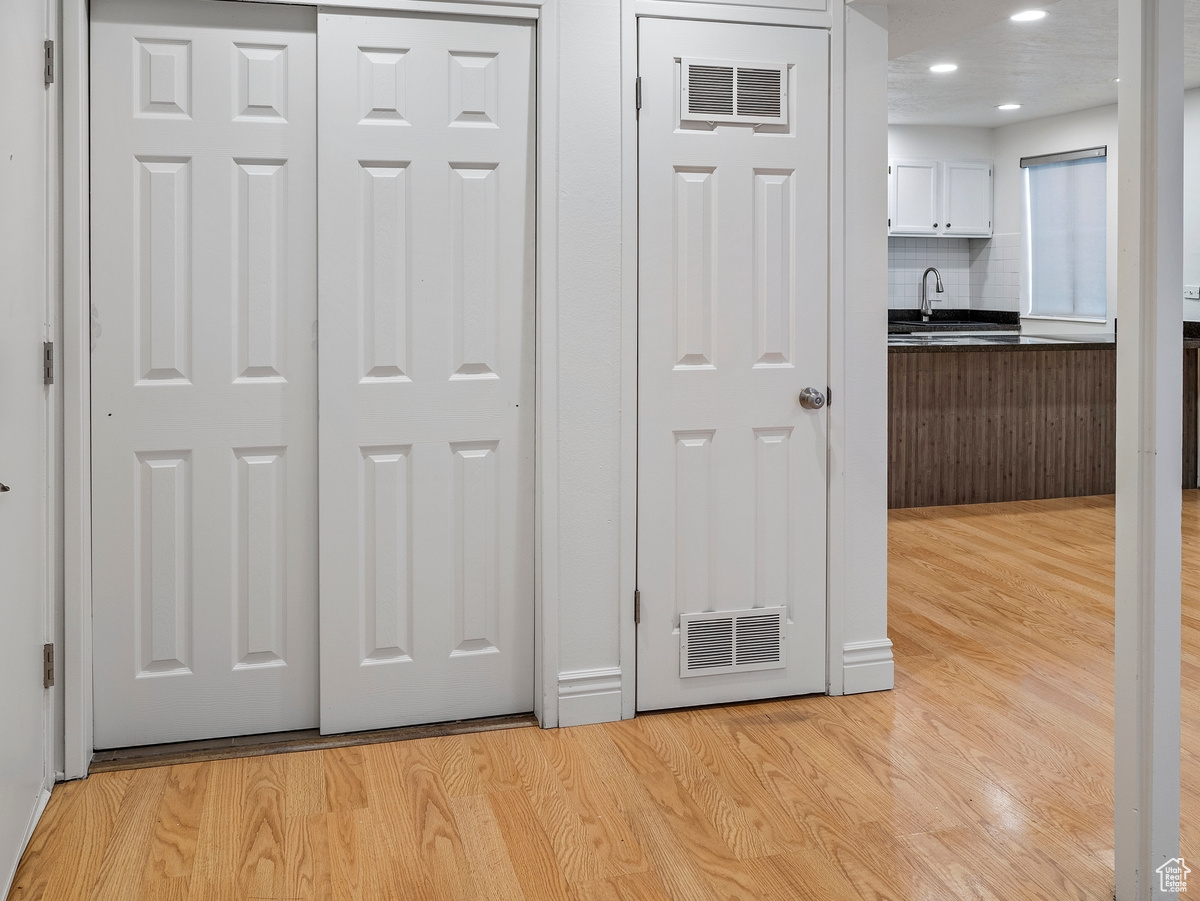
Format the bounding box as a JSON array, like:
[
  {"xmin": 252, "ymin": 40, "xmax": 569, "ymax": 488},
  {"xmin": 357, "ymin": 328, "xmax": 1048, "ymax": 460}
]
[{"xmin": 920, "ymin": 267, "xmax": 944, "ymax": 322}]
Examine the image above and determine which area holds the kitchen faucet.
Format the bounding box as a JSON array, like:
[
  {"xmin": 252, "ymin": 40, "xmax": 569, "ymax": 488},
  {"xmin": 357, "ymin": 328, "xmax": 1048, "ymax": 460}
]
[{"xmin": 920, "ymin": 267, "xmax": 944, "ymax": 322}]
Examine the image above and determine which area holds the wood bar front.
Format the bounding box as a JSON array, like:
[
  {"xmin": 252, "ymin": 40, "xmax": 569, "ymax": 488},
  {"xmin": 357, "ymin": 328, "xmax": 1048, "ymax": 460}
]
[{"xmin": 888, "ymin": 345, "xmax": 1199, "ymax": 508}]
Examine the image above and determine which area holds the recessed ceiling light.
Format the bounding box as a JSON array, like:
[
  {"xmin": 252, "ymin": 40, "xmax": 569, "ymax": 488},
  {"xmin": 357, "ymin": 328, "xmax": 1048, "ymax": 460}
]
[
  {"xmin": 929, "ymin": 63, "xmax": 958, "ymax": 74},
  {"xmin": 997, "ymin": 104, "xmax": 1022, "ymax": 110},
  {"xmin": 1011, "ymin": 9, "xmax": 1047, "ymax": 21}
]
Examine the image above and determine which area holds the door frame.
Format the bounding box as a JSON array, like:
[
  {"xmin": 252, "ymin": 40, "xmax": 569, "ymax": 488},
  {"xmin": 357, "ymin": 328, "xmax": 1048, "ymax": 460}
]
[
  {"xmin": 619, "ymin": 0, "xmax": 848, "ymax": 707},
  {"xmin": 60, "ymin": 0, "xmax": 562, "ymax": 778}
]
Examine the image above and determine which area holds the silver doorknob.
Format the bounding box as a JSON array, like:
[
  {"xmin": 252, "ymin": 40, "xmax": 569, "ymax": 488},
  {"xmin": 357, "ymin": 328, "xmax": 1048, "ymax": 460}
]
[{"xmin": 798, "ymin": 388, "xmax": 826, "ymax": 410}]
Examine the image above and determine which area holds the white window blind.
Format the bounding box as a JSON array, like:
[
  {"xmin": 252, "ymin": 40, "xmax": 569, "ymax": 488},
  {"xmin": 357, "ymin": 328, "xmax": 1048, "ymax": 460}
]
[{"xmin": 1023, "ymin": 151, "xmax": 1107, "ymax": 319}]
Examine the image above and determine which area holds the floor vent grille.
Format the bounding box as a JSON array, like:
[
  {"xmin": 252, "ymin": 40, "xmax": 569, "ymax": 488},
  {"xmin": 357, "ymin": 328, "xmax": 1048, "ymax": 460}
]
[{"xmin": 680, "ymin": 607, "xmax": 786, "ymax": 677}]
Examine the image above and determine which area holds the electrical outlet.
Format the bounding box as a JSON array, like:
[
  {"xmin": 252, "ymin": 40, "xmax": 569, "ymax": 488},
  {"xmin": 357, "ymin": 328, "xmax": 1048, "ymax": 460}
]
[{"xmin": 1185, "ymin": 285, "xmax": 1200, "ymax": 301}]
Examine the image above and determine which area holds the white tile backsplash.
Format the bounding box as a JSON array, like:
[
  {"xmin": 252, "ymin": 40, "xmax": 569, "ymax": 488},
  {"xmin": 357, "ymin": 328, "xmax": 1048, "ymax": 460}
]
[
  {"xmin": 887, "ymin": 233, "xmax": 1021, "ymax": 312},
  {"xmin": 969, "ymin": 233, "xmax": 1022, "ymax": 312}
]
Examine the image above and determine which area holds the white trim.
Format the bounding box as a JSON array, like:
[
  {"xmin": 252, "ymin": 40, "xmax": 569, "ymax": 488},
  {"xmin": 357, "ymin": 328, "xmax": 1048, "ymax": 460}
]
[
  {"xmin": 62, "ymin": 0, "xmax": 92, "ymax": 782},
  {"xmin": 309, "ymin": 0, "xmax": 539, "ymax": 17},
  {"xmin": 252, "ymin": 0, "xmax": 543, "ymax": 8},
  {"xmin": 633, "ymin": 0, "xmax": 831, "ymax": 28},
  {"xmin": 841, "ymin": 639, "xmax": 894, "ymax": 695},
  {"xmin": 1021, "ymin": 315, "xmax": 1108, "ymax": 324},
  {"xmin": 1114, "ymin": 0, "xmax": 1184, "ymax": 895},
  {"xmin": 535, "ymin": 0, "xmax": 561, "ymax": 728},
  {"xmin": 44, "ymin": 0, "xmax": 65, "ymax": 787},
  {"xmin": 557, "ymin": 667, "xmax": 623, "ymax": 727},
  {"xmin": 62, "ymin": 0, "xmax": 562, "ymax": 764},
  {"xmin": 825, "ymin": 0, "xmax": 846, "ymax": 697},
  {"xmin": 619, "ymin": 0, "xmax": 639, "ymax": 722}
]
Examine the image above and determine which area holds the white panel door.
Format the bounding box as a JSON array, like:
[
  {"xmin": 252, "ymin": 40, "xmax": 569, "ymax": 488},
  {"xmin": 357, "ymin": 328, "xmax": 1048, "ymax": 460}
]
[
  {"xmin": 91, "ymin": 0, "xmax": 318, "ymax": 747},
  {"xmin": 318, "ymin": 12, "xmax": 535, "ymax": 733},
  {"xmin": 889, "ymin": 158, "xmax": 939, "ymax": 235},
  {"xmin": 637, "ymin": 18, "xmax": 829, "ymax": 711},
  {"xmin": 0, "ymin": 0, "xmax": 49, "ymax": 887}
]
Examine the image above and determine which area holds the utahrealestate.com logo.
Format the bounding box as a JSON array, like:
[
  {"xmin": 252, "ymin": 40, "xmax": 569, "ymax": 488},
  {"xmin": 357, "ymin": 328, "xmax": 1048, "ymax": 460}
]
[{"xmin": 1157, "ymin": 858, "xmax": 1191, "ymax": 893}]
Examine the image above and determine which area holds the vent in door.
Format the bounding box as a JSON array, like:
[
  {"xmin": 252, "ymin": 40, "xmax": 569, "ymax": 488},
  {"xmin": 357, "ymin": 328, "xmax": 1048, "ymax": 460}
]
[
  {"xmin": 680, "ymin": 59, "xmax": 788, "ymax": 127},
  {"xmin": 679, "ymin": 607, "xmax": 786, "ymax": 677}
]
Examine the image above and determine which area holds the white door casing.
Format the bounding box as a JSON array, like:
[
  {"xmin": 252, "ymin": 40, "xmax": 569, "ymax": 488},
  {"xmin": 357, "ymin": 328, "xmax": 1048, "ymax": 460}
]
[
  {"xmin": 317, "ymin": 12, "xmax": 536, "ymax": 734},
  {"xmin": 0, "ymin": 0, "xmax": 51, "ymax": 887},
  {"xmin": 90, "ymin": 0, "xmax": 319, "ymax": 746},
  {"xmin": 636, "ymin": 17, "xmax": 830, "ymax": 711}
]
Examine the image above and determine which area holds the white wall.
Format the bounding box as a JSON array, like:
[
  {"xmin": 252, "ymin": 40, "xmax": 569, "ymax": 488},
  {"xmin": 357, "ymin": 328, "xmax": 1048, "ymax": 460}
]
[
  {"xmin": 837, "ymin": 3, "xmax": 892, "ymax": 694},
  {"xmin": 888, "ymin": 124, "xmax": 993, "ymax": 161}
]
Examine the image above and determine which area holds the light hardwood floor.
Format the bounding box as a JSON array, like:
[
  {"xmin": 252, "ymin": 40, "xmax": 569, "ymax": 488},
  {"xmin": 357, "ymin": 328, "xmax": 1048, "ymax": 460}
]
[{"xmin": 11, "ymin": 494, "xmax": 1200, "ymax": 900}]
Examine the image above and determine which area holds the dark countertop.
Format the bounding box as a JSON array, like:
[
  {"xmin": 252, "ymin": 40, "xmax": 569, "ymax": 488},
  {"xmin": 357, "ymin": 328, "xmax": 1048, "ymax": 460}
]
[
  {"xmin": 888, "ymin": 309, "xmax": 1020, "ymax": 335},
  {"xmin": 888, "ymin": 334, "xmax": 1115, "ymax": 353}
]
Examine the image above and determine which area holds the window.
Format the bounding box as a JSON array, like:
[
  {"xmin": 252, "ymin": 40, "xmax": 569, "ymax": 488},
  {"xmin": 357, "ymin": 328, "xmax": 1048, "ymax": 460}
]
[{"xmin": 1022, "ymin": 146, "xmax": 1107, "ymax": 319}]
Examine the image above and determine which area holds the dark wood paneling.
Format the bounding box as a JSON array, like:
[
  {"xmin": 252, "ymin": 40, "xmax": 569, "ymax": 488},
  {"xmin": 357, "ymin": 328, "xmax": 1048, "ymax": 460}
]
[
  {"xmin": 1185, "ymin": 348, "xmax": 1198, "ymax": 490},
  {"xmin": 888, "ymin": 349, "xmax": 1118, "ymax": 508}
]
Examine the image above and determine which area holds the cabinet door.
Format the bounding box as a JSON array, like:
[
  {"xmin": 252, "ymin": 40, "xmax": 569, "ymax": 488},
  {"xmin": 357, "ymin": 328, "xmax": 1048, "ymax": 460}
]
[
  {"xmin": 889, "ymin": 159, "xmax": 939, "ymax": 235},
  {"xmin": 943, "ymin": 160, "xmax": 992, "ymax": 236}
]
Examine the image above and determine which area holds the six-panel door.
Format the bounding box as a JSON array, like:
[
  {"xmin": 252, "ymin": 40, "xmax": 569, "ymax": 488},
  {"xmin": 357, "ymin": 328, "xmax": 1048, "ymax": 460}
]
[
  {"xmin": 636, "ymin": 18, "xmax": 831, "ymax": 711},
  {"xmin": 316, "ymin": 13, "xmax": 536, "ymax": 734},
  {"xmin": 90, "ymin": 0, "xmax": 320, "ymax": 746}
]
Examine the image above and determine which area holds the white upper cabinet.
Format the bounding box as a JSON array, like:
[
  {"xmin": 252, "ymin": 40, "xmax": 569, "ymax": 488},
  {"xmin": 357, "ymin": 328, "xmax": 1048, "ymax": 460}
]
[
  {"xmin": 889, "ymin": 157, "xmax": 993, "ymax": 238},
  {"xmin": 889, "ymin": 158, "xmax": 939, "ymax": 235},
  {"xmin": 942, "ymin": 160, "xmax": 993, "ymax": 236}
]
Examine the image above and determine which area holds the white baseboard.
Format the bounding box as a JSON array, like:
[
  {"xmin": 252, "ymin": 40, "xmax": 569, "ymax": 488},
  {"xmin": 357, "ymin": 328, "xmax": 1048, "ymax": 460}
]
[
  {"xmin": 841, "ymin": 639, "xmax": 894, "ymax": 695},
  {"xmin": 557, "ymin": 667, "xmax": 623, "ymax": 727}
]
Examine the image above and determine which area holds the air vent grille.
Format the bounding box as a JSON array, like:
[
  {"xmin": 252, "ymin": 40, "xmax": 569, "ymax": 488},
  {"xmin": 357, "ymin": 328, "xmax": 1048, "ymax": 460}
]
[
  {"xmin": 687, "ymin": 65, "xmax": 734, "ymax": 117},
  {"xmin": 736, "ymin": 67, "xmax": 782, "ymax": 118},
  {"xmin": 681, "ymin": 59, "xmax": 788, "ymax": 127},
  {"xmin": 680, "ymin": 607, "xmax": 787, "ymax": 677}
]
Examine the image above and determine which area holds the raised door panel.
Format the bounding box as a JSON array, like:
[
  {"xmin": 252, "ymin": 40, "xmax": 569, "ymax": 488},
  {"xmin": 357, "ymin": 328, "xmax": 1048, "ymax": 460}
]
[
  {"xmin": 90, "ymin": 0, "xmax": 318, "ymax": 747},
  {"xmin": 637, "ymin": 18, "xmax": 829, "ymax": 712},
  {"xmin": 889, "ymin": 158, "xmax": 939, "ymax": 236},
  {"xmin": 318, "ymin": 11, "xmax": 535, "ymax": 734}
]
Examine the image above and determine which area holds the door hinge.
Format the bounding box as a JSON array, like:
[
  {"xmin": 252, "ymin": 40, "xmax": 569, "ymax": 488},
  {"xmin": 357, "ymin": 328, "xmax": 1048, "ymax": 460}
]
[
  {"xmin": 43, "ymin": 342, "xmax": 54, "ymax": 385},
  {"xmin": 888, "ymin": 165, "xmax": 892, "ymax": 174},
  {"xmin": 44, "ymin": 40, "xmax": 54, "ymax": 86},
  {"xmin": 43, "ymin": 644, "xmax": 54, "ymax": 689},
  {"xmin": 635, "ymin": 76, "xmax": 642, "ymax": 112},
  {"xmin": 634, "ymin": 589, "xmax": 641, "ymax": 624}
]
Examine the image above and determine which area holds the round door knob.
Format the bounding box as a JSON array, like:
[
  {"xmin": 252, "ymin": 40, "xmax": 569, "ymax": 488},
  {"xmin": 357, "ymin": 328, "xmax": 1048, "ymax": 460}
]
[
  {"xmin": 0, "ymin": 483, "xmax": 9, "ymax": 492},
  {"xmin": 798, "ymin": 388, "xmax": 826, "ymax": 410}
]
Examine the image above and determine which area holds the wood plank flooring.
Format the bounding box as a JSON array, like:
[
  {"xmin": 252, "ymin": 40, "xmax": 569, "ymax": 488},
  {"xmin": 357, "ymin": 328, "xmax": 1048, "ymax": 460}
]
[{"xmin": 13, "ymin": 493, "xmax": 1200, "ymax": 900}]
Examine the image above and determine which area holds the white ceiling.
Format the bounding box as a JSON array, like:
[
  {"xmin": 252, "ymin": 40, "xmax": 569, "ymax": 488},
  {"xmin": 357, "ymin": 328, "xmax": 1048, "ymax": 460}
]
[{"xmin": 887, "ymin": 0, "xmax": 1200, "ymax": 127}]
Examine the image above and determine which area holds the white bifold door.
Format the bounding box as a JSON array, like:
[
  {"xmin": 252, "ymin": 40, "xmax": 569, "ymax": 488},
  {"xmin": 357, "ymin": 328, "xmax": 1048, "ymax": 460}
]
[
  {"xmin": 637, "ymin": 18, "xmax": 830, "ymax": 710},
  {"xmin": 316, "ymin": 13, "xmax": 535, "ymax": 734},
  {"xmin": 91, "ymin": 0, "xmax": 320, "ymax": 747},
  {"xmin": 90, "ymin": 0, "xmax": 534, "ymax": 747}
]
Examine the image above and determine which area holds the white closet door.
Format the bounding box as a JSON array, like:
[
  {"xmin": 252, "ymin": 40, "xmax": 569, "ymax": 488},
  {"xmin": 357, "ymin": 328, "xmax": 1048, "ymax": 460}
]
[
  {"xmin": 637, "ymin": 18, "xmax": 830, "ymax": 711},
  {"xmin": 317, "ymin": 12, "xmax": 535, "ymax": 734},
  {"xmin": 91, "ymin": 0, "xmax": 318, "ymax": 747}
]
